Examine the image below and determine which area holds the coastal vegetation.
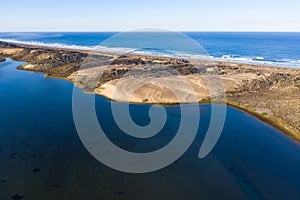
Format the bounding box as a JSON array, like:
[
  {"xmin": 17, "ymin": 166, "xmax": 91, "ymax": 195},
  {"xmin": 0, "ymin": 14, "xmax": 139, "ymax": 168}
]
[
  {"xmin": 0, "ymin": 56, "xmax": 5, "ymax": 62},
  {"xmin": 261, "ymin": 112, "xmax": 268, "ymax": 116},
  {"xmin": 0, "ymin": 41, "xmax": 299, "ymax": 142}
]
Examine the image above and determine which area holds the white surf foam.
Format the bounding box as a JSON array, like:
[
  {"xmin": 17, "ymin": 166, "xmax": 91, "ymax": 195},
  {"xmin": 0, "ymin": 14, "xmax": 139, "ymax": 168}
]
[
  {"xmin": 0, "ymin": 38, "xmax": 135, "ymax": 54},
  {"xmin": 0, "ymin": 38, "xmax": 299, "ymax": 69}
]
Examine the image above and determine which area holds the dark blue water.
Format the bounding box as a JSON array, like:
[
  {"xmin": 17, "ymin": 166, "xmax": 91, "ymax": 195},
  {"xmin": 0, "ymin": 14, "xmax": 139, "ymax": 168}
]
[
  {"xmin": 1, "ymin": 32, "xmax": 300, "ymax": 68},
  {"xmin": 1, "ymin": 59, "xmax": 300, "ymax": 199}
]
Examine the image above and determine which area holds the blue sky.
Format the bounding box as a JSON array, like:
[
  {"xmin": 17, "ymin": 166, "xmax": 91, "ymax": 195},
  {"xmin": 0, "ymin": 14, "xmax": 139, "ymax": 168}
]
[{"xmin": 1, "ymin": 0, "xmax": 300, "ymax": 31}]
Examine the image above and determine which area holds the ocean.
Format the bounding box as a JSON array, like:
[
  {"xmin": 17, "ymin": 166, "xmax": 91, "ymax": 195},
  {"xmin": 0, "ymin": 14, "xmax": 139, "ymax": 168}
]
[{"xmin": 0, "ymin": 32, "xmax": 300, "ymax": 68}]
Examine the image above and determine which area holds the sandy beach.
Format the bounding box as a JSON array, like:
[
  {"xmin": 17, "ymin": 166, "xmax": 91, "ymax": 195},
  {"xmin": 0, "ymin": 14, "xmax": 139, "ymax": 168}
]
[{"xmin": 0, "ymin": 40, "xmax": 299, "ymax": 142}]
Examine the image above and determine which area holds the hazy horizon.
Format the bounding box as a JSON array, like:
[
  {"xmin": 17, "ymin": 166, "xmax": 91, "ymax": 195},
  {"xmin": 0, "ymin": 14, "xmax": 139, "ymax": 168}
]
[
  {"xmin": 1, "ymin": 0, "xmax": 300, "ymax": 32},
  {"xmin": 1, "ymin": 30, "xmax": 300, "ymax": 32}
]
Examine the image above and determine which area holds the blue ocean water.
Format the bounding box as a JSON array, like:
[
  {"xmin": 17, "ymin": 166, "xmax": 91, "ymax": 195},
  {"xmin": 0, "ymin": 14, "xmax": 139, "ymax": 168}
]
[{"xmin": 0, "ymin": 32, "xmax": 300, "ymax": 68}]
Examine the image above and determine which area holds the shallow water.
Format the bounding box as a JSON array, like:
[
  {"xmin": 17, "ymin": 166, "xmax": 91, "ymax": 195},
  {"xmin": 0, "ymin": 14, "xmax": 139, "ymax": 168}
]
[{"xmin": 0, "ymin": 59, "xmax": 300, "ymax": 200}]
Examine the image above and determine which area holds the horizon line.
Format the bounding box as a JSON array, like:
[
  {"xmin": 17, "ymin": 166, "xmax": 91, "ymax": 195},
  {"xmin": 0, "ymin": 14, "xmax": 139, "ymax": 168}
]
[{"xmin": 1, "ymin": 30, "xmax": 300, "ymax": 33}]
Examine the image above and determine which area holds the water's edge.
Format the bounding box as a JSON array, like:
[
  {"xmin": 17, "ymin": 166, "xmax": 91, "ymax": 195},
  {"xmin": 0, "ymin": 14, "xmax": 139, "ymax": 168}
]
[{"xmin": 5, "ymin": 56, "xmax": 298, "ymax": 145}]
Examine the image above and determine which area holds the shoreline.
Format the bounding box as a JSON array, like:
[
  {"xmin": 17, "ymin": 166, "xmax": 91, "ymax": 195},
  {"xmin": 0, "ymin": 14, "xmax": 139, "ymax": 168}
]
[
  {"xmin": 226, "ymin": 102, "xmax": 300, "ymax": 143},
  {"xmin": 1, "ymin": 38, "xmax": 299, "ymax": 69},
  {"xmin": 31, "ymin": 71, "xmax": 300, "ymax": 144},
  {"xmin": 0, "ymin": 39, "xmax": 296, "ymax": 70},
  {"xmin": 0, "ymin": 41, "xmax": 299, "ymax": 143}
]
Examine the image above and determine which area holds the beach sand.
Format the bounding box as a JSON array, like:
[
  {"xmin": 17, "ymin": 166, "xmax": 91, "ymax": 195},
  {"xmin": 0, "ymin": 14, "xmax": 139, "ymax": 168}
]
[{"xmin": 0, "ymin": 40, "xmax": 299, "ymax": 142}]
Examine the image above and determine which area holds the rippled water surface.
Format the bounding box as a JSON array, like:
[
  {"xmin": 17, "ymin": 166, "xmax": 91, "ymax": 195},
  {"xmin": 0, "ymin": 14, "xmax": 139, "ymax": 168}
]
[{"xmin": 0, "ymin": 59, "xmax": 300, "ymax": 200}]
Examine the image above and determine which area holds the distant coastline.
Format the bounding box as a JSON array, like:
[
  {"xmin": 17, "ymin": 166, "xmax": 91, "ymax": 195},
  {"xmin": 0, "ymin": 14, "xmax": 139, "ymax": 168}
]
[
  {"xmin": 0, "ymin": 40, "xmax": 299, "ymax": 143},
  {"xmin": 1, "ymin": 32, "xmax": 300, "ymax": 69}
]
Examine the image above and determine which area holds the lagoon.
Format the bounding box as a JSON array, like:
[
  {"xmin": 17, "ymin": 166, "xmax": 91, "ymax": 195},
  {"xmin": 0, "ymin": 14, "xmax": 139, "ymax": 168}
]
[{"xmin": 0, "ymin": 59, "xmax": 300, "ymax": 199}]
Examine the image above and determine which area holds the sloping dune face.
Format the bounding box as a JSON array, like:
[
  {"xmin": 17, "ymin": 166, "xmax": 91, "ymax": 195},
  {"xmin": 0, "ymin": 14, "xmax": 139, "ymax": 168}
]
[
  {"xmin": 95, "ymin": 75, "xmax": 210, "ymax": 104},
  {"xmin": 0, "ymin": 41, "xmax": 300, "ymax": 140}
]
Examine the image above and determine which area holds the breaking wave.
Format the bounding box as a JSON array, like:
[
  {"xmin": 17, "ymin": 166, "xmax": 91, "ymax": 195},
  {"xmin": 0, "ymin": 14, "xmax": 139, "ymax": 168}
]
[{"xmin": 1, "ymin": 38, "xmax": 299, "ymax": 69}]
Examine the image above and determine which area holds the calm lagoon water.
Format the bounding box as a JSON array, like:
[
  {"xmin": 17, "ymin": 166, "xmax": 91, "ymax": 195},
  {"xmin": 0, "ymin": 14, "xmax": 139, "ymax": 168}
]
[{"xmin": 0, "ymin": 59, "xmax": 300, "ymax": 199}]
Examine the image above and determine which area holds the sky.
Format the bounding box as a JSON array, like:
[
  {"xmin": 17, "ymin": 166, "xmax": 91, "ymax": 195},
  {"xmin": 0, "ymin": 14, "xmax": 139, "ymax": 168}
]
[{"xmin": 1, "ymin": 0, "xmax": 300, "ymax": 32}]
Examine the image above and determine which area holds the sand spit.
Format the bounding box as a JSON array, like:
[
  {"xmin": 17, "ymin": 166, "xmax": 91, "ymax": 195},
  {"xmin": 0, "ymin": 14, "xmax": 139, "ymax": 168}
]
[{"xmin": 0, "ymin": 41, "xmax": 299, "ymax": 141}]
